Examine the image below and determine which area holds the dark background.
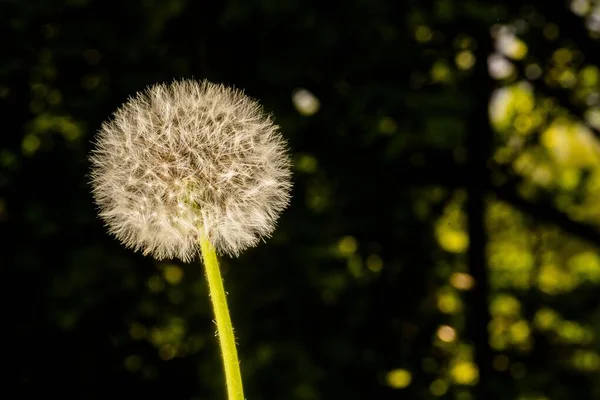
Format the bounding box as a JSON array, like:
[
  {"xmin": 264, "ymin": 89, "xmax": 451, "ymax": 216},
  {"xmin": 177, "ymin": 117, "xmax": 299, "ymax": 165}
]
[{"xmin": 2, "ymin": 0, "xmax": 600, "ymax": 399}]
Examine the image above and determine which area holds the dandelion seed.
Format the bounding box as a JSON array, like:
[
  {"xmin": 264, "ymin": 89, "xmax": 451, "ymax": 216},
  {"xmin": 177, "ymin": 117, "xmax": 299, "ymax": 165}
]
[{"xmin": 90, "ymin": 79, "xmax": 292, "ymax": 262}]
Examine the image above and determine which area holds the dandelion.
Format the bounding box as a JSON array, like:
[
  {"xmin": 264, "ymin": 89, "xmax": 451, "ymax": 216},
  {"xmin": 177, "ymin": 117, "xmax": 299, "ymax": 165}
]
[
  {"xmin": 90, "ymin": 79, "xmax": 292, "ymax": 262},
  {"xmin": 90, "ymin": 79, "xmax": 292, "ymax": 400}
]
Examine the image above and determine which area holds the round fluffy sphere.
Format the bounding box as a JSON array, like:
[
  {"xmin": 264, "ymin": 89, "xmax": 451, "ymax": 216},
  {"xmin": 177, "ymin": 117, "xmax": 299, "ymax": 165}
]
[{"xmin": 90, "ymin": 79, "xmax": 292, "ymax": 262}]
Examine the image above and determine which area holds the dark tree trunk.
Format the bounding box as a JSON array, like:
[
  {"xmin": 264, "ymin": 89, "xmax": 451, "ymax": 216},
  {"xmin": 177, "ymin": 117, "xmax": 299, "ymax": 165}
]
[{"xmin": 465, "ymin": 9, "xmax": 495, "ymax": 399}]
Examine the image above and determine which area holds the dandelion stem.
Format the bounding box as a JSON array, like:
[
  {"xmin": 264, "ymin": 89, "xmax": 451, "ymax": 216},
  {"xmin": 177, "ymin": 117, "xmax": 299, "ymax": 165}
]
[{"xmin": 200, "ymin": 233, "xmax": 245, "ymax": 400}]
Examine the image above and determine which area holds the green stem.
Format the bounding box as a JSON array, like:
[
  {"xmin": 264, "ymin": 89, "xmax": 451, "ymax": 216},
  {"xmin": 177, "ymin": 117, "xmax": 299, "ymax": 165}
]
[{"xmin": 199, "ymin": 233, "xmax": 245, "ymax": 400}]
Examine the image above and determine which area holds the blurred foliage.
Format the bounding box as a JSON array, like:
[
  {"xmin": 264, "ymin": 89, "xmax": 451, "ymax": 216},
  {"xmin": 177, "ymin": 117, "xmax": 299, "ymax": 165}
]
[{"xmin": 2, "ymin": 0, "xmax": 600, "ymax": 399}]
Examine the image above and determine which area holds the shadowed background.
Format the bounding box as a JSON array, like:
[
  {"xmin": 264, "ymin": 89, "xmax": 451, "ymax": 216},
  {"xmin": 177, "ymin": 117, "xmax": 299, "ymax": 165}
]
[{"xmin": 2, "ymin": 0, "xmax": 600, "ymax": 399}]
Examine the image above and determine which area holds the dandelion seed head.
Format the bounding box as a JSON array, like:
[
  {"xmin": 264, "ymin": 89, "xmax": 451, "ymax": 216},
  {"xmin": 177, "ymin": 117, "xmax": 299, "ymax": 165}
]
[{"xmin": 90, "ymin": 79, "xmax": 292, "ymax": 261}]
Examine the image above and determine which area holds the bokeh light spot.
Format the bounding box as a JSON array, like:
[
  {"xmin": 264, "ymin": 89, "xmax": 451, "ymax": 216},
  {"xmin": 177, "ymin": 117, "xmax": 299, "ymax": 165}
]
[
  {"xmin": 159, "ymin": 344, "xmax": 177, "ymax": 361},
  {"xmin": 509, "ymin": 320, "xmax": 531, "ymax": 344},
  {"xmin": 456, "ymin": 51, "xmax": 475, "ymax": 70},
  {"xmin": 338, "ymin": 236, "xmax": 358, "ymax": 257},
  {"xmin": 438, "ymin": 230, "xmax": 469, "ymax": 253},
  {"xmin": 415, "ymin": 25, "xmax": 433, "ymax": 42},
  {"xmin": 124, "ymin": 355, "xmax": 142, "ymax": 372},
  {"xmin": 437, "ymin": 289, "xmax": 462, "ymax": 314},
  {"xmin": 366, "ymin": 254, "xmax": 383, "ymax": 272},
  {"xmin": 450, "ymin": 272, "xmax": 475, "ymax": 290},
  {"xmin": 22, "ymin": 134, "xmax": 41, "ymax": 156},
  {"xmin": 378, "ymin": 117, "xmax": 397, "ymax": 134},
  {"xmin": 430, "ymin": 379, "xmax": 449, "ymax": 396},
  {"xmin": 386, "ymin": 369, "xmax": 412, "ymax": 389},
  {"xmin": 296, "ymin": 153, "xmax": 318, "ymax": 173},
  {"xmin": 147, "ymin": 275, "xmax": 164, "ymax": 292},
  {"xmin": 543, "ymin": 23, "xmax": 560, "ymax": 40},
  {"xmin": 292, "ymin": 88, "xmax": 320, "ymax": 116},
  {"xmin": 451, "ymin": 361, "xmax": 479, "ymax": 385},
  {"xmin": 437, "ymin": 325, "xmax": 457, "ymax": 342},
  {"xmin": 163, "ymin": 265, "xmax": 183, "ymax": 285}
]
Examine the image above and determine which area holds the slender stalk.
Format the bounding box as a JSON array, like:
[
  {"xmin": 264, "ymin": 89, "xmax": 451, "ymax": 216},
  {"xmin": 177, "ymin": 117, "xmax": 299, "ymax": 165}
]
[{"xmin": 199, "ymin": 233, "xmax": 245, "ymax": 400}]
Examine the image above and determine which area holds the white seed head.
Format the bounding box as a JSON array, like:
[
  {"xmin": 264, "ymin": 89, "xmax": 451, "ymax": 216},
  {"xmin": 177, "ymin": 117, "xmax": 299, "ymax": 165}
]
[{"xmin": 90, "ymin": 79, "xmax": 292, "ymax": 262}]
